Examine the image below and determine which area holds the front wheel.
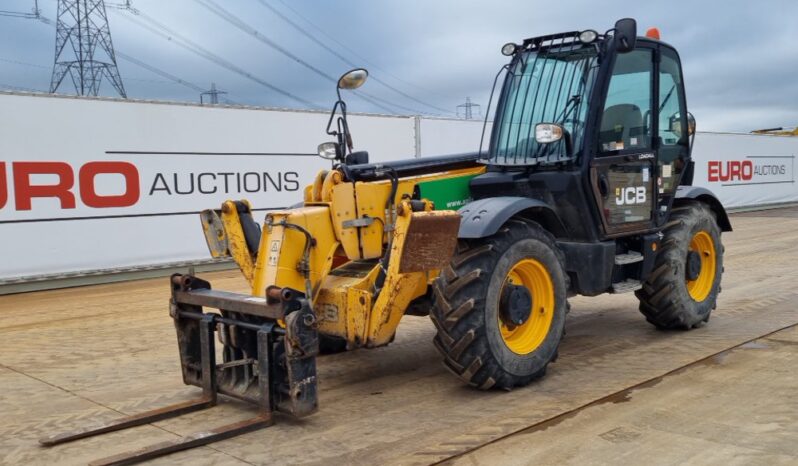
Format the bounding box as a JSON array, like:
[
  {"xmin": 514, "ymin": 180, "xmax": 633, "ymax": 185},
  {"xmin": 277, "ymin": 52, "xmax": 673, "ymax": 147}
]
[
  {"xmin": 636, "ymin": 201, "xmax": 724, "ymax": 329},
  {"xmin": 430, "ymin": 219, "xmax": 568, "ymax": 390}
]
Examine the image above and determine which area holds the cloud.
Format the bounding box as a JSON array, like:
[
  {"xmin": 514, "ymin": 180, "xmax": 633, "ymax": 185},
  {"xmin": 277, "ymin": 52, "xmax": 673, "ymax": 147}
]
[{"xmin": 0, "ymin": 0, "xmax": 796, "ymax": 131}]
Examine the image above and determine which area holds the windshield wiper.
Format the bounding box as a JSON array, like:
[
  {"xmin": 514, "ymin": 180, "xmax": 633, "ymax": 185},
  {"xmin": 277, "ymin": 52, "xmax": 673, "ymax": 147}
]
[
  {"xmin": 659, "ymin": 84, "xmax": 676, "ymax": 112},
  {"xmin": 556, "ymin": 94, "xmax": 581, "ymax": 124}
]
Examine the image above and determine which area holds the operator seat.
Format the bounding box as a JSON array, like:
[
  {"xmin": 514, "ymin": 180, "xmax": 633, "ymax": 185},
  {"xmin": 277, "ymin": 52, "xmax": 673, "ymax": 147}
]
[{"xmin": 599, "ymin": 103, "xmax": 645, "ymax": 151}]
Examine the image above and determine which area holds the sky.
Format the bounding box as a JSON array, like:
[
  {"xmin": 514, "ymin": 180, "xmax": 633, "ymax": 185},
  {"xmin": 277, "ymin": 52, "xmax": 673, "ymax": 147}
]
[{"xmin": 0, "ymin": 0, "xmax": 797, "ymax": 132}]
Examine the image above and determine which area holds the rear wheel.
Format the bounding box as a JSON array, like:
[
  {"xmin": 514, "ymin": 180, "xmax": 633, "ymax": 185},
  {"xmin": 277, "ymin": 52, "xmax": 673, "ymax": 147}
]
[
  {"xmin": 430, "ymin": 219, "xmax": 568, "ymax": 390},
  {"xmin": 636, "ymin": 202, "xmax": 724, "ymax": 329}
]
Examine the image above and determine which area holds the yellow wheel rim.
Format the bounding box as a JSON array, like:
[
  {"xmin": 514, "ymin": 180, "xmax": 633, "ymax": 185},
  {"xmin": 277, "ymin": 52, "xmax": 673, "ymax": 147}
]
[
  {"xmin": 499, "ymin": 258, "xmax": 555, "ymax": 355},
  {"xmin": 686, "ymin": 230, "xmax": 716, "ymax": 302}
]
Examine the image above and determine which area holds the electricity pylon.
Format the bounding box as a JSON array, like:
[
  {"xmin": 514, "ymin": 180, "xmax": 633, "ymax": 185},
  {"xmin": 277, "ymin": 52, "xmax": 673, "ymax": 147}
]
[{"xmin": 50, "ymin": 0, "xmax": 127, "ymax": 97}]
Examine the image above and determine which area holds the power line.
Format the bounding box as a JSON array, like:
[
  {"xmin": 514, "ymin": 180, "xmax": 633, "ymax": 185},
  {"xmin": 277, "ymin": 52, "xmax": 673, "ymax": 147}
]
[
  {"xmin": 0, "ymin": 10, "xmax": 37, "ymax": 18},
  {"xmin": 195, "ymin": 0, "xmax": 444, "ymax": 115},
  {"xmin": 254, "ymin": 0, "xmax": 453, "ymax": 115},
  {"xmin": 194, "ymin": 0, "xmax": 335, "ymax": 81},
  {"xmin": 0, "ymin": 82, "xmax": 45, "ymax": 92},
  {"xmin": 193, "ymin": 0, "xmax": 407, "ymax": 115},
  {"xmin": 0, "ymin": 0, "xmax": 40, "ymax": 19},
  {"xmin": 110, "ymin": 6, "xmax": 321, "ymax": 109},
  {"xmin": 2, "ymin": 53, "xmax": 194, "ymax": 87},
  {"xmin": 1, "ymin": 54, "xmax": 182, "ymax": 86},
  {"xmin": 272, "ymin": 0, "xmax": 449, "ymax": 105},
  {"xmin": 115, "ymin": 51, "xmax": 205, "ymax": 93},
  {"xmin": 0, "ymin": 57, "xmax": 49, "ymax": 69}
]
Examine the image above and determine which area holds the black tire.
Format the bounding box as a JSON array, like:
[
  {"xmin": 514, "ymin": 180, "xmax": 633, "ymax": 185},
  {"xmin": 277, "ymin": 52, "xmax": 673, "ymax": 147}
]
[
  {"xmin": 430, "ymin": 219, "xmax": 568, "ymax": 390},
  {"xmin": 635, "ymin": 201, "xmax": 724, "ymax": 329}
]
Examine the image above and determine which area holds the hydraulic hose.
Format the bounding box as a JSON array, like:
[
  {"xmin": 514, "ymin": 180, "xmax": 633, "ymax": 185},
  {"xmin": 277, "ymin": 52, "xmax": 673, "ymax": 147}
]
[
  {"xmin": 266, "ymin": 217, "xmax": 316, "ymax": 301},
  {"xmin": 374, "ymin": 167, "xmax": 399, "ymax": 292}
]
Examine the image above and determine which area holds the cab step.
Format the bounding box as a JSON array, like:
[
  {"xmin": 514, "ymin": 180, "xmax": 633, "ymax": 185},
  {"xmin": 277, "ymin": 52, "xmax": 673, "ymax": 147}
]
[
  {"xmin": 614, "ymin": 251, "xmax": 644, "ymax": 265},
  {"xmin": 611, "ymin": 279, "xmax": 643, "ymax": 294}
]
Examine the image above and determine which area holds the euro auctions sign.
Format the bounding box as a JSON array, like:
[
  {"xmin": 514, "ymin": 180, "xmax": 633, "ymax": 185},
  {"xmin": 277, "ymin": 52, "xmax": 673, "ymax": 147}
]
[
  {"xmin": 707, "ymin": 158, "xmax": 792, "ymax": 185},
  {"xmin": 693, "ymin": 132, "xmax": 797, "ymax": 208},
  {"xmin": 0, "ymin": 155, "xmax": 313, "ymax": 222},
  {"xmin": 0, "ymin": 161, "xmax": 140, "ymax": 211},
  {"xmin": 0, "ymin": 92, "xmax": 416, "ymax": 281}
]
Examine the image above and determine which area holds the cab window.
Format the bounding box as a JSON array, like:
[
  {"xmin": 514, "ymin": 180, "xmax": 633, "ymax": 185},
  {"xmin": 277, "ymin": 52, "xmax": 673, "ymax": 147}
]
[
  {"xmin": 599, "ymin": 49, "xmax": 653, "ymax": 153},
  {"xmin": 657, "ymin": 47, "xmax": 687, "ymax": 194}
]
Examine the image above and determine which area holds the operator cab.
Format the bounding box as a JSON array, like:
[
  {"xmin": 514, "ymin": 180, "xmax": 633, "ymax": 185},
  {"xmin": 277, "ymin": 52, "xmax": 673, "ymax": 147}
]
[{"xmin": 476, "ymin": 18, "xmax": 696, "ymax": 241}]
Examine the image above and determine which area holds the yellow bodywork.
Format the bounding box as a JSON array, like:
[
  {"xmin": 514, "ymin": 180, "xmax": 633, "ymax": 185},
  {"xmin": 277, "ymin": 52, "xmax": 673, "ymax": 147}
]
[
  {"xmin": 203, "ymin": 164, "xmax": 485, "ymax": 348},
  {"xmin": 751, "ymin": 127, "xmax": 798, "ymax": 136}
]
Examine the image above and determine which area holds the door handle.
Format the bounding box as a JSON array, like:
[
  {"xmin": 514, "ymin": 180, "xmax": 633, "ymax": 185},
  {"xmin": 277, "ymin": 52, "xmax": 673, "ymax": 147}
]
[{"xmin": 598, "ymin": 174, "xmax": 609, "ymax": 198}]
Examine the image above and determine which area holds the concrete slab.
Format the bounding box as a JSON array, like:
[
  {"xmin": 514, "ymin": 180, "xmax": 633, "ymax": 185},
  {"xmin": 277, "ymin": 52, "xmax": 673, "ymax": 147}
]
[
  {"xmin": 1, "ymin": 207, "xmax": 797, "ymax": 465},
  {"xmin": 450, "ymin": 326, "xmax": 798, "ymax": 466}
]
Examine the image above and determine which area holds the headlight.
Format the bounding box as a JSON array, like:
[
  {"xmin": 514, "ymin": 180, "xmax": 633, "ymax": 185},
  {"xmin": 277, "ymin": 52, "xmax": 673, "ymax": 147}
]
[
  {"xmin": 579, "ymin": 29, "xmax": 598, "ymax": 44},
  {"xmin": 317, "ymin": 142, "xmax": 339, "ymax": 160},
  {"xmin": 535, "ymin": 123, "xmax": 564, "ymax": 144},
  {"xmin": 501, "ymin": 42, "xmax": 518, "ymax": 56}
]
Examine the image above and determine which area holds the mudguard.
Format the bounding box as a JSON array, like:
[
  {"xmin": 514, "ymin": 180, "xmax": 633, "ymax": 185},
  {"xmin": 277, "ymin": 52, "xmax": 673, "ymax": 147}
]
[
  {"xmin": 458, "ymin": 197, "xmax": 566, "ymax": 239},
  {"xmin": 675, "ymin": 185, "xmax": 732, "ymax": 232}
]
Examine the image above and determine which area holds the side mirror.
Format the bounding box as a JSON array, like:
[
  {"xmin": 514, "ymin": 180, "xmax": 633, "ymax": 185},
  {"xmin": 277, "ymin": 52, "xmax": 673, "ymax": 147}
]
[
  {"xmin": 614, "ymin": 18, "xmax": 637, "ymax": 53},
  {"xmin": 337, "ymin": 68, "xmax": 368, "ymax": 90},
  {"xmin": 670, "ymin": 112, "xmax": 697, "ymax": 138}
]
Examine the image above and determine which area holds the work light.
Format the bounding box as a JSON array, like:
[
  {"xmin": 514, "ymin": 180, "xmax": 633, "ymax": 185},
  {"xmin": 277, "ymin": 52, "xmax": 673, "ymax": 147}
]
[
  {"xmin": 579, "ymin": 30, "xmax": 598, "ymax": 44},
  {"xmin": 501, "ymin": 42, "xmax": 517, "ymax": 56},
  {"xmin": 535, "ymin": 123, "xmax": 564, "ymax": 144}
]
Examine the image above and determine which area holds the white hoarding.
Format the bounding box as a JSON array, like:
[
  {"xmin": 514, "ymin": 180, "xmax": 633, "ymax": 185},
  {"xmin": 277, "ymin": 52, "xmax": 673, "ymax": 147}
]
[
  {"xmin": 1, "ymin": 92, "xmax": 796, "ymax": 283},
  {"xmin": 418, "ymin": 117, "xmax": 490, "ymax": 157},
  {"xmin": 691, "ymin": 132, "xmax": 797, "ymax": 208},
  {"xmin": 0, "ymin": 93, "xmax": 414, "ymax": 280}
]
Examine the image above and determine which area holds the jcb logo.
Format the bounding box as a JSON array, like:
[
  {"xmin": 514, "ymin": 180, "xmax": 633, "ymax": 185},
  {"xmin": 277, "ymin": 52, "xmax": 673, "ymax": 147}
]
[{"xmin": 615, "ymin": 186, "xmax": 646, "ymax": 206}]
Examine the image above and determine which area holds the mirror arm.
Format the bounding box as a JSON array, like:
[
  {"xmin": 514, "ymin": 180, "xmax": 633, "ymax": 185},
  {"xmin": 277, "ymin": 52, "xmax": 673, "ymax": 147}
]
[
  {"xmin": 564, "ymin": 130, "xmax": 573, "ymax": 158},
  {"xmin": 326, "ymin": 100, "xmax": 343, "ymax": 136},
  {"xmin": 339, "ymin": 101, "xmax": 354, "ymax": 153},
  {"xmin": 335, "ymin": 117, "xmax": 346, "ymax": 151}
]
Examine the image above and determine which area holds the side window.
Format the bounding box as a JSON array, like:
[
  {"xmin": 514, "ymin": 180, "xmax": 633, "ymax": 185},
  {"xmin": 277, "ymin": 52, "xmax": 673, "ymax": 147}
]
[
  {"xmin": 658, "ymin": 48, "xmax": 687, "ymax": 194},
  {"xmin": 599, "ymin": 49, "xmax": 653, "ymax": 154}
]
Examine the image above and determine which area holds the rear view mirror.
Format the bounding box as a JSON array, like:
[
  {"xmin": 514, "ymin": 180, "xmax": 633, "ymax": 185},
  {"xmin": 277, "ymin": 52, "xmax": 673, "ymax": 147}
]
[
  {"xmin": 669, "ymin": 112, "xmax": 697, "ymax": 146},
  {"xmin": 337, "ymin": 68, "xmax": 368, "ymax": 90},
  {"xmin": 614, "ymin": 18, "xmax": 637, "ymax": 53}
]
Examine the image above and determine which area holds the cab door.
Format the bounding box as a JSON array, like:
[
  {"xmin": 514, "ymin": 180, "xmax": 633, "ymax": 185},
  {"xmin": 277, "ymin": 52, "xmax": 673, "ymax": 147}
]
[
  {"xmin": 590, "ymin": 46, "xmax": 657, "ymax": 236},
  {"xmin": 654, "ymin": 46, "xmax": 690, "ymax": 225}
]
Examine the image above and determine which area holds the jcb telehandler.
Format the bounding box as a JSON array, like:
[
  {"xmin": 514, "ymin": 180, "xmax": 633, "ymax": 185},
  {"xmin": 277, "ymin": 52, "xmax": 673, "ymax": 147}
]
[{"xmin": 43, "ymin": 18, "xmax": 730, "ymax": 465}]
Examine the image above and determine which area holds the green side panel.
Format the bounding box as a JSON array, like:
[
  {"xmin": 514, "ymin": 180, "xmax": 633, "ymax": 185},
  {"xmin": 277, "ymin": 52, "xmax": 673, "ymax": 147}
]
[{"xmin": 416, "ymin": 174, "xmax": 478, "ymax": 210}]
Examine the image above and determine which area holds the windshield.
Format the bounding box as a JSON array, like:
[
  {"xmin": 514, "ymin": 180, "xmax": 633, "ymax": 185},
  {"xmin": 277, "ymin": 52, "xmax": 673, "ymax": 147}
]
[{"xmin": 489, "ymin": 45, "xmax": 599, "ymax": 165}]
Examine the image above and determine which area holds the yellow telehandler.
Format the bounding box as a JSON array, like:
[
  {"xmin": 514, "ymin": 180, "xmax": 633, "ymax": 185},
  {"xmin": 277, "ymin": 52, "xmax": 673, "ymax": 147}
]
[{"xmin": 42, "ymin": 18, "xmax": 730, "ymax": 465}]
